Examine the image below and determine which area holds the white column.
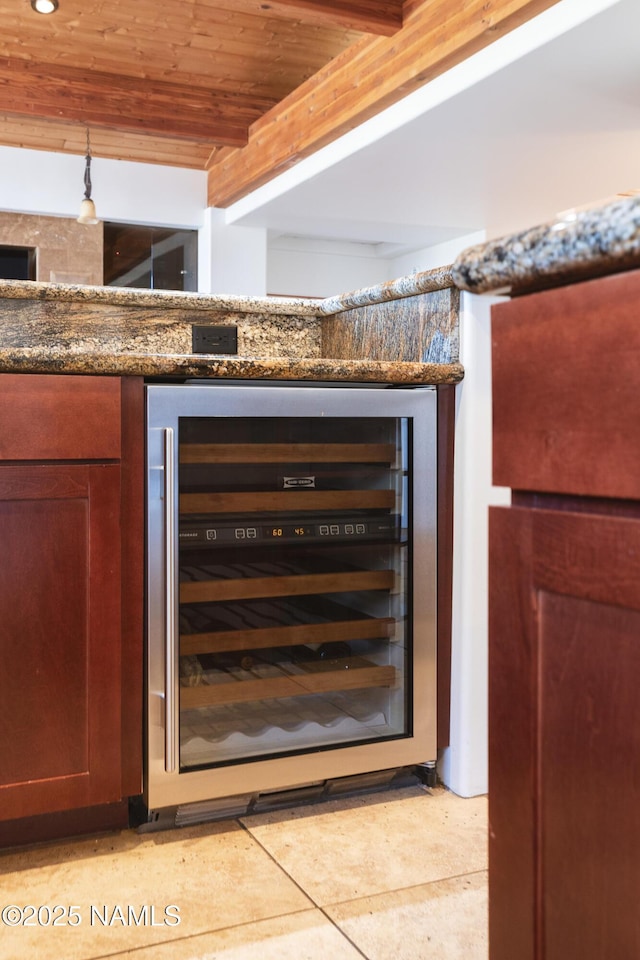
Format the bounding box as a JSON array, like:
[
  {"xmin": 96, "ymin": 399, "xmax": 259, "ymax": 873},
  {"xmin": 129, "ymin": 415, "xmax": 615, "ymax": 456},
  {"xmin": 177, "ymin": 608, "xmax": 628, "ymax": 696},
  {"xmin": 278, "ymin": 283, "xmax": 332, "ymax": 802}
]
[
  {"xmin": 199, "ymin": 207, "xmax": 267, "ymax": 296},
  {"xmin": 439, "ymin": 290, "xmax": 511, "ymax": 797}
]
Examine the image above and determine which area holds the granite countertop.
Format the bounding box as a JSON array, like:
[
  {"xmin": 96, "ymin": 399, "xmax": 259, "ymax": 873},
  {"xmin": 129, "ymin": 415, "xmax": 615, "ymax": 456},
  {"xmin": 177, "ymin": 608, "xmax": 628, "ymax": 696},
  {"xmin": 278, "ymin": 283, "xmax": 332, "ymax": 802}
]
[
  {"xmin": 0, "ymin": 262, "xmax": 454, "ymax": 315},
  {"xmin": 0, "ymin": 347, "xmax": 463, "ymax": 384},
  {"xmin": 452, "ymin": 194, "xmax": 640, "ymax": 296},
  {"xmin": 0, "ymin": 265, "xmax": 462, "ymax": 383},
  {"xmin": 0, "ymin": 279, "xmax": 321, "ymax": 317},
  {"xmin": 317, "ymin": 265, "xmax": 454, "ymax": 314},
  {"xmin": 11, "ymin": 186, "xmax": 640, "ymax": 379}
]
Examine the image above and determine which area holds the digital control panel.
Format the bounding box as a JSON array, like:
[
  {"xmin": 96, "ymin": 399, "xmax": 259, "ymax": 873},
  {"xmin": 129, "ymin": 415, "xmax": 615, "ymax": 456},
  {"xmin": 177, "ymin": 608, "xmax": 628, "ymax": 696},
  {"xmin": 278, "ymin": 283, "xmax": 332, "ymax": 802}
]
[{"xmin": 179, "ymin": 515, "xmax": 400, "ymax": 547}]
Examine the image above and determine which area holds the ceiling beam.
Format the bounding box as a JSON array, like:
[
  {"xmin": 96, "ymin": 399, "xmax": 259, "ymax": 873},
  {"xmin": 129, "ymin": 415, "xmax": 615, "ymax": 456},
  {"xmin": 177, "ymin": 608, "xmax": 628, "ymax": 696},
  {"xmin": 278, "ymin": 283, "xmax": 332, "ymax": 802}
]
[
  {"xmin": 247, "ymin": 1, "xmax": 403, "ymax": 35},
  {"xmin": 0, "ymin": 59, "xmax": 278, "ymax": 146},
  {"xmin": 208, "ymin": 0, "xmax": 563, "ymax": 206}
]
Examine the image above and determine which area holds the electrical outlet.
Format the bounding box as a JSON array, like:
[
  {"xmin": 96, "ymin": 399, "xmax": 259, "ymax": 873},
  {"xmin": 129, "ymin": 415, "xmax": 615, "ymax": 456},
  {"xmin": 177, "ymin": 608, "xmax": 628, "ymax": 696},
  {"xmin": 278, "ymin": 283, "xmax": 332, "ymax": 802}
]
[{"xmin": 192, "ymin": 324, "xmax": 238, "ymax": 355}]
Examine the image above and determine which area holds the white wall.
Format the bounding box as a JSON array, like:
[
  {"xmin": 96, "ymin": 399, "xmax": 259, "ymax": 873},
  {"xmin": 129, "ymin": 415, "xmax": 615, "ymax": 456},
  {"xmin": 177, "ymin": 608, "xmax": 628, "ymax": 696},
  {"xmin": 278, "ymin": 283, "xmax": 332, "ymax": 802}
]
[
  {"xmin": 264, "ymin": 232, "xmax": 490, "ymax": 299},
  {"xmin": 267, "ymin": 236, "xmax": 392, "ymax": 297},
  {"xmin": 390, "ymin": 232, "xmax": 486, "ymax": 278},
  {"xmin": 0, "ymin": 145, "xmax": 207, "ymax": 228}
]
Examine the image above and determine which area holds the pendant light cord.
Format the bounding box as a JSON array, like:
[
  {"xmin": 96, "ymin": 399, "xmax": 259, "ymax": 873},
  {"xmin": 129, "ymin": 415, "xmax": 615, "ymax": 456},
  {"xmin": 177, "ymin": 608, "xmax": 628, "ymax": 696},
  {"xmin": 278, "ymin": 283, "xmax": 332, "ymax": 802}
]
[{"xmin": 84, "ymin": 128, "xmax": 93, "ymax": 201}]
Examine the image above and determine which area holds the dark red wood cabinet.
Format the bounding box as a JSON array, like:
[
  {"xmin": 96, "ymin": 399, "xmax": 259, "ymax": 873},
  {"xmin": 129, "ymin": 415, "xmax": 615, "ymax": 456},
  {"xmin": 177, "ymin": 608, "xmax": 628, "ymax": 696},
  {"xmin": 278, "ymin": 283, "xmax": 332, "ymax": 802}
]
[
  {"xmin": 0, "ymin": 374, "xmax": 143, "ymax": 829},
  {"xmin": 489, "ymin": 270, "xmax": 640, "ymax": 960}
]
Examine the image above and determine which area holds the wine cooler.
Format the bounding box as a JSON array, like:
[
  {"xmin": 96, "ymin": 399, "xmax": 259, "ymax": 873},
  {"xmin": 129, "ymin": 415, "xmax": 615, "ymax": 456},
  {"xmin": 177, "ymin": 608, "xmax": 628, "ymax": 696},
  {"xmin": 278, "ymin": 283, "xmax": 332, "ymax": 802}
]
[{"xmin": 145, "ymin": 382, "xmax": 437, "ymax": 818}]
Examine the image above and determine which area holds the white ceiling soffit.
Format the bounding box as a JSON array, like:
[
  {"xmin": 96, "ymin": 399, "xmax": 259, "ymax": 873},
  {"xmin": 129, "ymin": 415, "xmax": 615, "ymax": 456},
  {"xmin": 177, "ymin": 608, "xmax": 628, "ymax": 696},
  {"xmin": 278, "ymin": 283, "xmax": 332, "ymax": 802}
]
[{"xmin": 226, "ymin": 0, "xmax": 638, "ymax": 251}]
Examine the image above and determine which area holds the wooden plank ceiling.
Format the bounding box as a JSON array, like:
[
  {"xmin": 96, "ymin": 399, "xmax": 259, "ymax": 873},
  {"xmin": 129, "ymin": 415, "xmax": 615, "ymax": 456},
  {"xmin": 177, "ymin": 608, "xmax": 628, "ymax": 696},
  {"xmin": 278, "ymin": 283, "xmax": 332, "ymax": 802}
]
[{"xmin": 0, "ymin": 0, "xmax": 561, "ymax": 206}]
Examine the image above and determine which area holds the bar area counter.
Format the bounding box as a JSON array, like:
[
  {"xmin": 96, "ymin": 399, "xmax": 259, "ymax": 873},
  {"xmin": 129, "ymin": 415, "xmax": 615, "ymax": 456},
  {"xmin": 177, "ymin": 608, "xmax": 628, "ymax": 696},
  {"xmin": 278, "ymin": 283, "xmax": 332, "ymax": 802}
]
[
  {"xmin": 0, "ymin": 263, "xmax": 461, "ymax": 848},
  {"xmin": 0, "ymin": 267, "xmax": 463, "ymax": 385}
]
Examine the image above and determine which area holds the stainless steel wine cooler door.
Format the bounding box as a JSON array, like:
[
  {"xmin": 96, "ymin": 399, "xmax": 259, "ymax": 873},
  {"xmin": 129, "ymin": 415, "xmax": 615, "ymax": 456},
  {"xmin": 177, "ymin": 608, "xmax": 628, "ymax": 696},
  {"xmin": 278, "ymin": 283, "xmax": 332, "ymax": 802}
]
[{"xmin": 146, "ymin": 384, "xmax": 437, "ymax": 810}]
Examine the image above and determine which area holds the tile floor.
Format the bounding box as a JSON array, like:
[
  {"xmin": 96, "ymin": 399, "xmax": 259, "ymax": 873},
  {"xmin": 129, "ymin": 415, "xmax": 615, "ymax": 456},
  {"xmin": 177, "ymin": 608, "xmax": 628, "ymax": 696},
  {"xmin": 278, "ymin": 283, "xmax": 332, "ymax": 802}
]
[{"xmin": 0, "ymin": 784, "xmax": 487, "ymax": 960}]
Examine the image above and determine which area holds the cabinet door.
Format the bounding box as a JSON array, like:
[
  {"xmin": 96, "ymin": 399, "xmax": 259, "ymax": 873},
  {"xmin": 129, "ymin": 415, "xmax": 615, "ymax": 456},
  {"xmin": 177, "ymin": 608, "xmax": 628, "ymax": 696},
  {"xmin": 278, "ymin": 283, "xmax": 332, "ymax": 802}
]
[
  {"xmin": 489, "ymin": 505, "xmax": 640, "ymax": 960},
  {"xmin": 0, "ymin": 464, "xmax": 121, "ymax": 820}
]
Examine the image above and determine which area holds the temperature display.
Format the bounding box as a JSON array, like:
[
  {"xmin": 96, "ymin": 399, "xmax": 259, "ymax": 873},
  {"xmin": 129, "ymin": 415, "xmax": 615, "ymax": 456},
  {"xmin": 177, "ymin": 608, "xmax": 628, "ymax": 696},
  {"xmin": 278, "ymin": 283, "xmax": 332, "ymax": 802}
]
[{"xmin": 266, "ymin": 525, "xmax": 313, "ymax": 539}]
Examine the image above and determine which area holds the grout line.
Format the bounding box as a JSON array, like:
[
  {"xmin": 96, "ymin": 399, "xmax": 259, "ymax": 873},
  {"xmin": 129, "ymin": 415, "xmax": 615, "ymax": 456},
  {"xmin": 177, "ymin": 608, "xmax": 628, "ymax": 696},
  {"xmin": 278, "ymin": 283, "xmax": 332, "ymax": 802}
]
[
  {"xmin": 82, "ymin": 907, "xmax": 322, "ymax": 960},
  {"xmin": 316, "ymin": 910, "xmax": 370, "ymax": 960},
  {"xmin": 238, "ymin": 819, "xmax": 370, "ymax": 959},
  {"xmin": 237, "ymin": 819, "xmax": 316, "ymax": 908},
  {"xmin": 319, "ymin": 866, "xmax": 489, "ymax": 909}
]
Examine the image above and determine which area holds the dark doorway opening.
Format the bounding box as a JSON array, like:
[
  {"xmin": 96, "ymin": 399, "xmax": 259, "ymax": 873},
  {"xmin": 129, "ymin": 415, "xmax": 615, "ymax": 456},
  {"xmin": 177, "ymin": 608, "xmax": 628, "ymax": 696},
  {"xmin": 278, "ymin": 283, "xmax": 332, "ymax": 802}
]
[{"xmin": 0, "ymin": 246, "xmax": 37, "ymax": 281}]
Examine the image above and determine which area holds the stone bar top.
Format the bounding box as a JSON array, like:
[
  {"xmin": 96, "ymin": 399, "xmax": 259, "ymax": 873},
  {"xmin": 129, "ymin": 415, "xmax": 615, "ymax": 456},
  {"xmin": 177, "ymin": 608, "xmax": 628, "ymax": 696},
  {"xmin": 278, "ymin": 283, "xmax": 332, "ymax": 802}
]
[
  {"xmin": 0, "ymin": 266, "xmax": 462, "ymax": 384},
  {"xmin": 0, "ymin": 278, "xmax": 321, "ymax": 316},
  {"xmin": 0, "ymin": 346, "xmax": 463, "ymax": 384},
  {"xmin": 318, "ymin": 264, "xmax": 454, "ymax": 314},
  {"xmin": 452, "ymin": 194, "xmax": 640, "ymax": 296},
  {"xmin": 0, "ymin": 263, "xmax": 455, "ymax": 316}
]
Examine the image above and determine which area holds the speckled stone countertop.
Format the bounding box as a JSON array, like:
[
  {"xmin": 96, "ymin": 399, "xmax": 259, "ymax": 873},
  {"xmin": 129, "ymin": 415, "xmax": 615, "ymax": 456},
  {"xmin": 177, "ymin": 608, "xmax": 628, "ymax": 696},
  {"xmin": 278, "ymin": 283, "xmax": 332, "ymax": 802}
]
[
  {"xmin": 0, "ymin": 279, "xmax": 321, "ymax": 316},
  {"xmin": 0, "ymin": 268, "xmax": 462, "ymax": 383},
  {"xmin": 452, "ymin": 195, "xmax": 640, "ymax": 296},
  {"xmin": 318, "ymin": 264, "xmax": 454, "ymax": 314},
  {"xmin": 0, "ymin": 347, "xmax": 463, "ymax": 384},
  {"xmin": 0, "ymin": 263, "xmax": 454, "ymax": 315}
]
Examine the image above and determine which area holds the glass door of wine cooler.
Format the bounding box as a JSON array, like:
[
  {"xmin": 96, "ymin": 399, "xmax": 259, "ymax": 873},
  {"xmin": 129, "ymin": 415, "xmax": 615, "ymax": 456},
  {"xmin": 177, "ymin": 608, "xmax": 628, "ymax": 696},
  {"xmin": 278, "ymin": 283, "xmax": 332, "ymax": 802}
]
[{"xmin": 146, "ymin": 384, "xmax": 437, "ymax": 811}]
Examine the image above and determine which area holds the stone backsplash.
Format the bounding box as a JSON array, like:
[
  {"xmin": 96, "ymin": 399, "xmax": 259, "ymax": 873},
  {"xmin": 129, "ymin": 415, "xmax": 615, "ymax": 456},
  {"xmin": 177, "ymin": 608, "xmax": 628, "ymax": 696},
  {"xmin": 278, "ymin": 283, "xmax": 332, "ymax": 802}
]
[{"xmin": 0, "ymin": 297, "xmax": 322, "ymax": 359}]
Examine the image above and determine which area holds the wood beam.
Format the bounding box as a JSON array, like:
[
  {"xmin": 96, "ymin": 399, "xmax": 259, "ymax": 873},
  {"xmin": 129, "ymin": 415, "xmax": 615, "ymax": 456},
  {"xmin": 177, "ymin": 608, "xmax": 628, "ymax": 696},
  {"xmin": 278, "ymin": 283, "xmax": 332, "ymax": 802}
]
[
  {"xmin": 208, "ymin": 0, "xmax": 563, "ymax": 205},
  {"xmin": 0, "ymin": 59, "xmax": 278, "ymax": 145},
  {"xmin": 247, "ymin": 1, "xmax": 403, "ymax": 35}
]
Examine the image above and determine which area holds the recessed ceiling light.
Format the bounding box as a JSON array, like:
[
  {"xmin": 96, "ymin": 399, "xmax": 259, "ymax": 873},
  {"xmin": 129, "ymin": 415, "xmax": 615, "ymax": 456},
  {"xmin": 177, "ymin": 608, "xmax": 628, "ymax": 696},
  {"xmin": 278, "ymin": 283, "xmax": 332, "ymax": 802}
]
[{"xmin": 31, "ymin": 0, "xmax": 58, "ymax": 13}]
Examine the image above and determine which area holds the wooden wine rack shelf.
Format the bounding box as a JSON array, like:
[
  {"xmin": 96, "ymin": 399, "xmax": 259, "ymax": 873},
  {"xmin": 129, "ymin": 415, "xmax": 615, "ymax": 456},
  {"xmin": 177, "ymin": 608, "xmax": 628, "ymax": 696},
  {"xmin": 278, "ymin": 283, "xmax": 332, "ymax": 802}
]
[
  {"xmin": 177, "ymin": 433, "xmax": 403, "ymax": 715},
  {"xmin": 180, "ymin": 616, "xmax": 395, "ymax": 656},
  {"xmin": 180, "ymin": 443, "xmax": 396, "ymax": 464},
  {"xmin": 180, "ymin": 569, "xmax": 394, "ymax": 604},
  {"xmin": 179, "ymin": 489, "xmax": 395, "ymax": 515},
  {"xmin": 180, "ymin": 658, "xmax": 396, "ymax": 708}
]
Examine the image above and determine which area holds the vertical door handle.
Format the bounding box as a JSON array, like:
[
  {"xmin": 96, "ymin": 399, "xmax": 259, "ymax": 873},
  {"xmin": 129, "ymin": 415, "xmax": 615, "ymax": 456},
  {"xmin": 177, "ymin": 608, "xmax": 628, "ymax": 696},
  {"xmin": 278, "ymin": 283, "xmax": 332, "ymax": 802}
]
[{"xmin": 164, "ymin": 427, "xmax": 178, "ymax": 773}]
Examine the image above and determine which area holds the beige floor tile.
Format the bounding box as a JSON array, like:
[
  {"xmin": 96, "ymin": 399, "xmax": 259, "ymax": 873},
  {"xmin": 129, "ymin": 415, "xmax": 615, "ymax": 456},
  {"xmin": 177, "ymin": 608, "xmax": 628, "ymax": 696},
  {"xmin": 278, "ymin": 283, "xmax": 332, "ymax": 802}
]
[
  {"xmin": 241, "ymin": 785, "xmax": 487, "ymax": 905},
  {"xmin": 326, "ymin": 871, "xmax": 488, "ymax": 960},
  {"xmin": 0, "ymin": 820, "xmax": 312, "ymax": 960},
  {"xmin": 116, "ymin": 909, "xmax": 365, "ymax": 959}
]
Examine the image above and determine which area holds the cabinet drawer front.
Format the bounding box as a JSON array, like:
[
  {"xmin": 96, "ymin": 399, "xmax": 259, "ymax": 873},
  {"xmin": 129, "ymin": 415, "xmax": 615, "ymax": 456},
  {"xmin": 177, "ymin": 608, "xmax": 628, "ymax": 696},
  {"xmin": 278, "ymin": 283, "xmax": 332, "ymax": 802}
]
[
  {"xmin": 492, "ymin": 269, "xmax": 640, "ymax": 498},
  {"xmin": 0, "ymin": 374, "xmax": 121, "ymax": 461}
]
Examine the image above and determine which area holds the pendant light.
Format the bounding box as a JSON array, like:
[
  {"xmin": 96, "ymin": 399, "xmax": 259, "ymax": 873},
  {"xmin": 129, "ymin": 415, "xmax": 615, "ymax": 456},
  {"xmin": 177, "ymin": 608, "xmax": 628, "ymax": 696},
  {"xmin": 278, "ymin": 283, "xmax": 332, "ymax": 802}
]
[{"xmin": 77, "ymin": 128, "xmax": 99, "ymax": 225}]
